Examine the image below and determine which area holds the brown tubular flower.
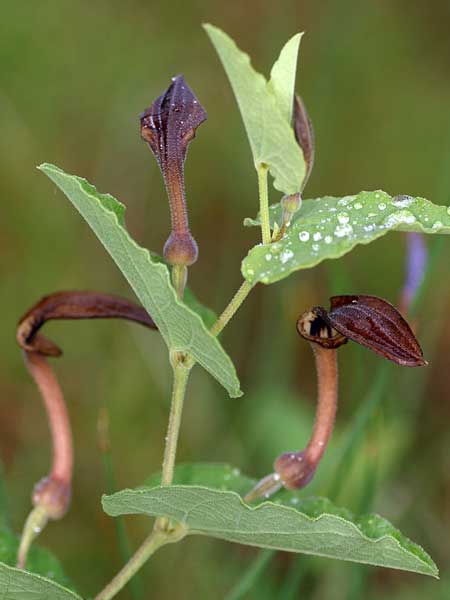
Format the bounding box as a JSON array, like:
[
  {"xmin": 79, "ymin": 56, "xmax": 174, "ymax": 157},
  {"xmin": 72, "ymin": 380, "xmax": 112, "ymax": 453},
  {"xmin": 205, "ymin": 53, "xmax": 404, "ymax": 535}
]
[
  {"xmin": 140, "ymin": 75, "xmax": 207, "ymax": 297},
  {"xmin": 16, "ymin": 291, "xmax": 157, "ymax": 568},
  {"xmin": 17, "ymin": 290, "xmax": 157, "ymax": 355},
  {"xmin": 244, "ymin": 295, "xmax": 425, "ymax": 503}
]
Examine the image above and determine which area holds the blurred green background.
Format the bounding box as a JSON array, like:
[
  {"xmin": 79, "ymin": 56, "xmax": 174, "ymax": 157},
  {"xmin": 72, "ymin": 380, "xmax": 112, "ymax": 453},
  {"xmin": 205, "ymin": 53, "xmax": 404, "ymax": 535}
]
[{"xmin": 1, "ymin": 1, "xmax": 450, "ymax": 598}]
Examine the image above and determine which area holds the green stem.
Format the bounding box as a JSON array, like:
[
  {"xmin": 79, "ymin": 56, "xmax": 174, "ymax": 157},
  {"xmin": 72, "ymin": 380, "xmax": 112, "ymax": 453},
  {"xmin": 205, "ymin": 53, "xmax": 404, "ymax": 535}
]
[
  {"xmin": 16, "ymin": 505, "xmax": 49, "ymax": 569},
  {"xmin": 94, "ymin": 526, "xmax": 186, "ymax": 600},
  {"xmin": 94, "ymin": 359, "xmax": 191, "ymax": 600},
  {"xmin": 95, "ymin": 174, "xmax": 266, "ymax": 599},
  {"xmin": 210, "ymin": 280, "xmax": 254, "ymax": 337},
  {"xmin": 257, "ymin": 163, "xmax": 271, "ymax": 244},
  {"xmin": 172, "ymin": 264, "xmax": 188, "ymax": 300},
  {"xmin": 161, "ymin": 360, "xmax": 191, "ymax": 487}
]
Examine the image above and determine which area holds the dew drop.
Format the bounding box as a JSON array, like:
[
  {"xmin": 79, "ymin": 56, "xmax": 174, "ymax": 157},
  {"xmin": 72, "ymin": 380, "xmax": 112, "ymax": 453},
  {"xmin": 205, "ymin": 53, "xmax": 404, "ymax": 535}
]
[
  {"xmin": 265, "ymin": 253, "xmax": 272, "ymax": 261},
  {"xmin": 378, "ymin": 203, "xmax": 387, "ymax": 211},
  {"xmin": 313, "ymin": 232, "xmax": 322, "ymax": 241},
  {"xmin": 298, "ymin": 231, "xmax": 310, "ymax": 242},
  {"xmin": 392, "ymin": 195, "xmax": 414, "ymax": 208},
  {"xmin": 337, "ymin": 212, "xmax": 350, "ymax": 225},
  {"xmin": 280, "ymin": 249, "xmax": 294, "ymax": 263},
  {"xmin": 354, "ymin": 202, "xmax": 363, "ymax": 210},
  {"xmin": 324, "ymin": 235, "xmax": 333, "ymax": 244},
  {"xmin": 334, "ymin": 224, "xmax": 353, "ymax": 238},
  {"xmin": 312, "ymin": 243, "xmax": 320, "ymax": 252},
  {"xmin": 432, "ymin": 220, "xmax": 443, "ymax": 231}
]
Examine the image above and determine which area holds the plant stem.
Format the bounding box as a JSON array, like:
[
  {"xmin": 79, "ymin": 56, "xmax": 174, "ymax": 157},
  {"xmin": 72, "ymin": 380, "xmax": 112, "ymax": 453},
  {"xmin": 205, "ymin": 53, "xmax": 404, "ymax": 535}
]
[
  {"xmin": 161, "ymin": 361, "xmax": 191, "ymax": 487},
  {"xmin": 94, "ymin": 359, "xmax": 191, "ymax": 600},
  {"xmin": 172, "ymin": 264, "xmax": 188, "ymax": 300},
  {"xmin": 94, "ymin": 527, "xmax": 186, "ymax": 600},
  {"xmin": 257, "ymin": 163, "xmax": 271, "ymax": 244},
  {"xmin": 210, "ymin": 280, "xmax": 254, "ymax": 337},
  {"xmin": 16, "ymin": 505, "xmax": 49, "ymax": 569}
]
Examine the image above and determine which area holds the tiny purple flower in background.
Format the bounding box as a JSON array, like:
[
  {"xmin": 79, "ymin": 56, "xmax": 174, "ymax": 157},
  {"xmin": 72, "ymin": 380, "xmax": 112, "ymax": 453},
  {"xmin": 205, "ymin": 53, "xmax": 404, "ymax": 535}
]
[{"xmin": 400, "ymin": 232, "xmax": 428, "ymax": 314}]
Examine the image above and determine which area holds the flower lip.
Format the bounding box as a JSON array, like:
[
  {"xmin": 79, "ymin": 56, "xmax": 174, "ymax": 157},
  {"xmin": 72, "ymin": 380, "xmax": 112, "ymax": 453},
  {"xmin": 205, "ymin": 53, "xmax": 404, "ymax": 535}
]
[
  {"xmin": 323, "ymin": 294, "xmax": 427, "ymax": 367},
  {"xmin": 297, "ymin": 307, "xmax": 347, "ymax": 349}
]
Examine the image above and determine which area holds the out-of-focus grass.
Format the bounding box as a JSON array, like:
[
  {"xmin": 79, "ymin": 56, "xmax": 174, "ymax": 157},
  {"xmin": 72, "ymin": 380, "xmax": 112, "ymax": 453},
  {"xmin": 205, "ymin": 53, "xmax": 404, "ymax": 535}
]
[{"xmin": 1, "ymin": 1, "xmax": 450, "ymax": 598}]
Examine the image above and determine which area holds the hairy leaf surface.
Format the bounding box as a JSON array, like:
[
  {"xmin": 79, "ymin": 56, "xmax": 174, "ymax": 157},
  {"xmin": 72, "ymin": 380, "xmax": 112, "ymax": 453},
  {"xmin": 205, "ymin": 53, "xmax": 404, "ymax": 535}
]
[
  {"xmin": 104, "ymin": 464, "xmax": 437, "ymax": 577},
  {"xmin": 39, "ymin": 164, "xmax": 241, "ymax": 397}
]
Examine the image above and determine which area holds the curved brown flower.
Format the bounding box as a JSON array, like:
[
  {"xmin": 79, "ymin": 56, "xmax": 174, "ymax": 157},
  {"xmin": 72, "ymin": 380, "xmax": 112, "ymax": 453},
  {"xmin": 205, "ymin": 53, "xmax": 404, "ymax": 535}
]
[
  {"xmin": 16, "ymin": 291, "xmax": 157, "ymax": 568},
  {"xmin": 244, "ymin": 295, "xmax": 426, "ymax": 502}
]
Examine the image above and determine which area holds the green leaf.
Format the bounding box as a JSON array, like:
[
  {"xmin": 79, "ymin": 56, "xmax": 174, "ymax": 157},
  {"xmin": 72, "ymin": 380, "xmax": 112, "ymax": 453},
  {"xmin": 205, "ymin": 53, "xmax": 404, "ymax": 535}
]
[
  {"xmin": 0, "ymin": 563, "xmax": 81, "ymax": 600},
  {"xmin": 267, "ymin": 33, "xmax": 303, "ymax": 123},
  {"xmin": 39, "ymin": 163, "xmax": 241, "ymax": 398},
  {"xmin": 204, "ymin": 24, "xmax": 305, "ymax": 195},
  {"xmin": 242, "ymin": 191, "xmax": 450, "ymax": 284},
  {"xmin": 0, "ymin": 527, "xmax": 80, "ymax": 598},
  {"xmin": 103, "ymin": 464, "xmax": 438, "ymax": 577}
]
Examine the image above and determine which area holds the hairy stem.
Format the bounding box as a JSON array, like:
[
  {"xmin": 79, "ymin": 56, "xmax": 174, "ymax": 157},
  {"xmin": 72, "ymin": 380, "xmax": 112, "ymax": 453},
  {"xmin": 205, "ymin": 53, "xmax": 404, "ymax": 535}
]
[
  {"xmin": 257, "ymin": 163, "xmax": 271, "ymax": 244},
  {"xmin": 210, "ymin": 280, "xmax": 254, "ymax": 337},
  {"xmin": 161, "ymin": 360, "xmax": 191, "ymax": 486}
]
